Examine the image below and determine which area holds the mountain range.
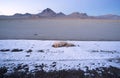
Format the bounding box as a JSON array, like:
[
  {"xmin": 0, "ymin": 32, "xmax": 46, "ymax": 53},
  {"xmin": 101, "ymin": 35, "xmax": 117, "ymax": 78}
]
[{"xmin": 0, "ymin": 8, "xmax": 120, "ymax": 19}]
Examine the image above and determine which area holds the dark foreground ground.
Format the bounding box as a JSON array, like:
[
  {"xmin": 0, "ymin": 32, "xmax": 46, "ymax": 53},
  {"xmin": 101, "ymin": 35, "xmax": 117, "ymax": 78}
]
[{"xmin": 0, "ymin": 65, "xmax": 120, "ymax": 78}]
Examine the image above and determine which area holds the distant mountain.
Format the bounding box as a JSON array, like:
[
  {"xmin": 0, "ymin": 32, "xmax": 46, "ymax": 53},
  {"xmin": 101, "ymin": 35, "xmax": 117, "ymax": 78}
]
[
  {"xmin": 37, "ymin": 8, "xmax": 56, "ymax": 17},
  {"xmin": 13, "ymin": 13, "xmax": 32, "ymax": 17},
  {"xmin": 13, "ymin": 13, "xmax": 23, "ymax": 16},
  {"xmin": 24, "ymin": 13, "xmax": 32, "ymax": 16},
  {"xmin": 96, "ymin": 14, "xmax": 120, "ymax": 19},
  {"xmin": 0, "ymin": 8, "xmax": 120, "ymax": 19},
  {"xmin": 56, "ymin": 12, "xmax": 66, "ymax": 17},
  {"xmin": 68, "ymin": 12, "xmax": 88, "ymax": 18}
]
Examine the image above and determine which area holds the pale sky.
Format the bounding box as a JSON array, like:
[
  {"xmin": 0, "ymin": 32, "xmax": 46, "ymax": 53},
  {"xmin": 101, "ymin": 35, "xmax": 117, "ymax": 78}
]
[{"xmin": 0, "ymin": 0, "xmax": 120, "ymax": 15}]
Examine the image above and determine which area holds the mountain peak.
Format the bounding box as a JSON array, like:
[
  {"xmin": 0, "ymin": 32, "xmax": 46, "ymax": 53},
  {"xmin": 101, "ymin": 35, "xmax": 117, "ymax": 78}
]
[
  {"xmin": 69, "ymin": 12, "xmax": 80, "ymax": 16},
  {"xmin": 38, "ymin": 8, "xmax": 56, "ymax": 17},
  {"xmin": 42, "ymin": 8, "xmax": 54, "ymax": 13}
]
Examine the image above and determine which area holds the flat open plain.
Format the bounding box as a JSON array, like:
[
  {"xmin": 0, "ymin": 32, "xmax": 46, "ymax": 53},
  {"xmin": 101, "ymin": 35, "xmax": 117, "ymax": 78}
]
[{"xmin": 0, "ymin": 19, "xmax": 120, "ymax": 40}]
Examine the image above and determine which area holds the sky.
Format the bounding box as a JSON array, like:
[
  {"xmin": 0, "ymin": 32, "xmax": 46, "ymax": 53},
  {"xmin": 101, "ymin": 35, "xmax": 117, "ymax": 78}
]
[{"xmin": 0, "ymin": 0, "xmax": 120, "ymax": 16}]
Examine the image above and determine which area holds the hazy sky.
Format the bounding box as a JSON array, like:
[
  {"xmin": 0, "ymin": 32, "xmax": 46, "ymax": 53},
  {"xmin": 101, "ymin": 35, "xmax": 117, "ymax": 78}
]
[{"xmin": 0, "ymin": 0, "xmax": 120, "ymax": 15}]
